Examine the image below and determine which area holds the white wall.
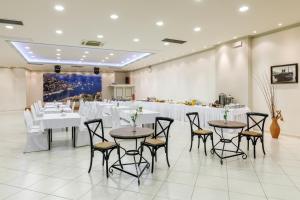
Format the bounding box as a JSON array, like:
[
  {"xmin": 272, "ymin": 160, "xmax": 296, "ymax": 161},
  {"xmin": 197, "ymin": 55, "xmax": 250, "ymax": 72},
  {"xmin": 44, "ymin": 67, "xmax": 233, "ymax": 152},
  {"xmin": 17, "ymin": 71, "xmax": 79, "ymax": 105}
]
[
  {"xmin": 216, "ymin": 38, "xmax": 251, "ymax": 106},
  {"xmin": 131, "ymin": 50, "xmax": 216, "ymax": 103},
  {"xmin": 0, "ymin": 68, "xmax": 27, "ymax": 111},
  {"xmin": 252, "ymin": 27, "xmax": 300, "ymax": 136}
]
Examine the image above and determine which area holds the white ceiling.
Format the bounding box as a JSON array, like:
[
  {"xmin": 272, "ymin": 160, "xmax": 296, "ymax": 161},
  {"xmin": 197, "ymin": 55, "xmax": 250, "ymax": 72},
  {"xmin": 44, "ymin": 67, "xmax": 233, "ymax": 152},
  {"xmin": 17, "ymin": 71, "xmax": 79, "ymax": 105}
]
[
  {"xmin": 10, "ymin": 41, "xmax": 151, "ymax": 68},
  {"xmin": 0, "ymin": 0, "xmax": 300, "ymax": 71}
]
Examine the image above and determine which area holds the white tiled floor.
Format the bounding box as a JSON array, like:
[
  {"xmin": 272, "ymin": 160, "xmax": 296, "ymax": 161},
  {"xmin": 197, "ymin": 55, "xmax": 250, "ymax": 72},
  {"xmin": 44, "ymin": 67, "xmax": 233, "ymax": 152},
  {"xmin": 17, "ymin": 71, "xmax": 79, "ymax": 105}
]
[{"xmin": 1, "ymin": 111, "xmax": 300, "ymax": 199}]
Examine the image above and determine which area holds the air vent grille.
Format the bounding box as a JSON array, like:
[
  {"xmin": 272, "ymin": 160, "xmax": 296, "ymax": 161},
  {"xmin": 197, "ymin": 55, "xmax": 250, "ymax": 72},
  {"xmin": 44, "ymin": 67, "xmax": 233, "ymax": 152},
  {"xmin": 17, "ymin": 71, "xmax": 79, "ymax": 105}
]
[
  {"xmin": 0, "ymin": 19, "xmax": 23, "ymax": 25},
  {"xmin": 81, "ymin": 40, "xmax": 104, "ymax": 47},
  {"xmin": 71, "ymin": 65, "xmax": 84, "ymax": 68},
  {"xmin": 162, "ymin": 38, "xmax": 186, "ymax": 44}
]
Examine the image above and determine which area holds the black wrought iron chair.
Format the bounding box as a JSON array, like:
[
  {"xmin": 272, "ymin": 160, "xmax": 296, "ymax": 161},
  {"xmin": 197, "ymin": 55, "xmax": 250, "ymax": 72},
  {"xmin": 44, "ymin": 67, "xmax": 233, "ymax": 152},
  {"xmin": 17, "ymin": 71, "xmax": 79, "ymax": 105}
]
[
  {"xmin": 186, "ymin": 112, "xmax": 213, "ymax": 155},
  {"xmin": 237, "ymin": 112, "xmax": 268, "ymax": 158},
  {"xmin": 84, "ymin": 118, "xmax": 122, "ymax": 177},
  {"xmin": 140, "ymin": 117, "xmax": 174, "ymax": 173}
]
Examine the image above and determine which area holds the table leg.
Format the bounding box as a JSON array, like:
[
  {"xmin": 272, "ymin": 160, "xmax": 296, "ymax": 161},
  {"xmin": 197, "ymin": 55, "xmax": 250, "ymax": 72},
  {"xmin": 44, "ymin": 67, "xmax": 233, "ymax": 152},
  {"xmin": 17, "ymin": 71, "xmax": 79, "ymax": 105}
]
[
  {"xmin": 48, "ymin": 129, "xmax": 51, "ymax": 150},
  {"xmin": 72, "ymin": 127, "xmax": 76, "ymax": 148},
  {"xmin": 211, "ymin": 127, "xmax": 247, "ymax": 164},
  {"xmin": 109, "ymin": 138, "xmax": 150, "ymax": 185}
]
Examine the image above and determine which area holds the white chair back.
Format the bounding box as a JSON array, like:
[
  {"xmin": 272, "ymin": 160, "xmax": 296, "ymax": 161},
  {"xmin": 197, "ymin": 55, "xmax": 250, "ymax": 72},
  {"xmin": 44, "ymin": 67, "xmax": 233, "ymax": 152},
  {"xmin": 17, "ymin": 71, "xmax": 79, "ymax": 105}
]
[
  {"xmin": 72, "ymin": 102, "xmax": 76, "ymax": 112},
  {"xmin": 38, "ymin": 100, "xmax": 43, "ymax": 109},
  {"xmin": 31, "ymin": 105, "xmax": 38, "ymax": 120},
  {"xmin": 66, "ymin": 100, "xmax": 71, "ymax": 107},
  {"xmin": 24, "ymin": 111, "xmax": 34, "ymax": 131}
]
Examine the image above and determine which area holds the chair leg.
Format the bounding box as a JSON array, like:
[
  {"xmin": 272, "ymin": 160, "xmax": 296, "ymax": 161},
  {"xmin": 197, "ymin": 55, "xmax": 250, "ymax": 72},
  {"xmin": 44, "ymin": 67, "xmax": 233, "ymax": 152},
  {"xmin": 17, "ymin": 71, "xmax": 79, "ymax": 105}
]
[
  {"xmin": 198, "ymin": 136, "xmax": 200, "ymax": 149},
  {"xmin": 203, "ymin": 137, "xmax": 207, "ymax": 156},
  {"xmin": 155, "ymin": 151, "xmax": 157, "ymax": 162},
  {"xmin": 88, "ymin": 150, "xmax": 94, "ymax": 173},
  {"xmin": 102, "ymin": 153, "xmax": 105, "ymax": 166},
  {"xmin": 253, "ymin": 140, "xmax": 256, "ymax": 159},
  {"xmin": 247, "ymin": 137, "xmax": 250, "ymax": 151},
  {"xmin": 151, "ymin": 148, "xmax": 155, "ymax": 173},
  {"xmin": 105, "ymin": 154, "xmax": 109, "ymax": 178},
  {"xmin": 165, "ymin": 146, "xmax": 170, "ymax": 167},
  {"xmin": 261, "ymin": 137, "xmax": 266, "ymax": 155},
  {"xmin": 211, "ymin": 134, "xmax": 214, "ymax": 148},
  {"xmin": 189, "ymin": 135, "xmax": 194, "ymax": 152}
]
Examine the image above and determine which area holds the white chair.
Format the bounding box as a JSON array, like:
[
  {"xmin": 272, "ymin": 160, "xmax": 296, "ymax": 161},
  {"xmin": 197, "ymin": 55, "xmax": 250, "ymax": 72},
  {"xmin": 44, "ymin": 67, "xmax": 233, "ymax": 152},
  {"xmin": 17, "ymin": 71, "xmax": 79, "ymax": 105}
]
[
  {"xmin": 111, "ymin": 107, "xmax": 130, "ymax": 129},
  {"xmin": 23, "ymin": 110, "xmax": 48, "ymax": 153},
  {"xmin": 66, "ymin": 100, "xmax": 71, "ymax": 107},
  {"xmin": 38, "ymin": 100, "xmax": 43, "ymax": 109},
  {"xmin": 72, "ymin": 102, "xmax": 76, "ymax": 112}
]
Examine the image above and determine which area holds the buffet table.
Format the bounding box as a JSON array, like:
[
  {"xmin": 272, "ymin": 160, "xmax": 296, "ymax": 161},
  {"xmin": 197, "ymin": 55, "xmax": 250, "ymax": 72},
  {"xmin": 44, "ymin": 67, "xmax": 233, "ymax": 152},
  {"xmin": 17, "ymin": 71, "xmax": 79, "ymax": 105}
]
[{"xmin": 116, "ymin": 101, "xmax": 249, "ymax": 128}]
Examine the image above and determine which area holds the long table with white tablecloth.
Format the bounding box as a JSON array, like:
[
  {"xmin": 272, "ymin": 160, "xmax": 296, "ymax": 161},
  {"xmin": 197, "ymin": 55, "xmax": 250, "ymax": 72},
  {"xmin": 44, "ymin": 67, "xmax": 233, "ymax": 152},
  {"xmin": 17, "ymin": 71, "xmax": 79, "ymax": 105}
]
[{"xmin": 115, "ymin": 101, "xmax": 249, "ymax": 128}]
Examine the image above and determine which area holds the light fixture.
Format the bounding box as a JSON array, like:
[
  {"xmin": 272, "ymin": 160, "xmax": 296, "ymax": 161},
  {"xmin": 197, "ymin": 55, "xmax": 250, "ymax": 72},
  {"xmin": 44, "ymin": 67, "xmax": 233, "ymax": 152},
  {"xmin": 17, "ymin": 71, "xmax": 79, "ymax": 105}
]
[
  {"xmin": 55, "ymin": 30, "xmax": 63, "ymax": 34},
  {"xmin": 84, "ymin": 51, "xmax": 89, "ymax": 54},
  {"xmin": 233, "ymin": 36, "xmax": 237, "ymax": 39},
  {"xmin": 193, "ymin": 27, "xmax": 201, "ymax": 32},
  {"xmin": 97, "ymin": 34, "xmax": 104, "ymax": 39},
  {"xmin": 80, "ymin": 58, "xmax": 84, "ymax": 61},
  {"xmin": 56, "ymin": 53, "xmax": 61, "ymax": 56},
  {"xmin": 54, "ymin": 4, "xmax": 64, "ymax": 12},
  {"xmin": 164, "ymin": 42, "xmax": 170, "ymax": 46},
  {"xmin": 57, "ymin": 57, "xmax": 61, "ymax": 59},
  {"xmin": 253, "ymin": 30, "xmax": 257, "ymax": 34},
  {"xmin": 109, "ymin": 53, "xmax": 114, "ymax": 56},
  {"xmin": 56, "ymin": 49, "xmax": 61, "ymax": 52},
  {"xmin": 105, "ymin": 57, "xmax": 109, "ymax": 59},
  {"xmin": 31, "ymin": 55, "xmax": 35, "ymax": 58},
  {"xmin": 110, "ymin": 14, "xmax": 119, "ymax": 20},
  {"xmin": 133, "ymin": 38, "xmax": 140, "ymax": 42},
  {"xmin": 156, "ymin": 21, "xmax": 164, "ymax": 26},
  {"xmin": 278, "ymin": 23, "xmax": 283, "ymax": 27},
  {"xmin": 82, "ymin": 55, "xmax": 86, "ymax": 58},
  {"xmin": 239, "ymin": 6, "xmax": 249, "ymax": 12},
  {"xmin": 25, "ymin": 46, "xmax": 30, "ymax": 50},
  {"xmin": 28, "ymin": 51, "xmax": 33, "ymax": 54},
  {"xmin": 5, "ymin": 25, "xmax": 14, "ymax": 30}
]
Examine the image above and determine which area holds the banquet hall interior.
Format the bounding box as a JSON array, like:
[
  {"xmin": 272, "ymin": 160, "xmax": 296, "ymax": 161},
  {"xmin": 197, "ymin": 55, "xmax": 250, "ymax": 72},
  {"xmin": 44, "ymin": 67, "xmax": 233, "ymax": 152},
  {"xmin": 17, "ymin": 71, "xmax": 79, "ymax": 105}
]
[{"xmin": 1, "ymin": 0, "xmax": 300, "ymax": 199}]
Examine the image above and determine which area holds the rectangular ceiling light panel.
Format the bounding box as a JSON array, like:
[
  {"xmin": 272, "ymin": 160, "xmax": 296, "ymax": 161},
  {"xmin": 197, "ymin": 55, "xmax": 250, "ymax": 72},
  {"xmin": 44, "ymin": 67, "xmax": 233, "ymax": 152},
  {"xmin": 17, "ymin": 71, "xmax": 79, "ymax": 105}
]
[{"xmin": 10, "ymin": 41, "xmax": 151, "ymax": 68}]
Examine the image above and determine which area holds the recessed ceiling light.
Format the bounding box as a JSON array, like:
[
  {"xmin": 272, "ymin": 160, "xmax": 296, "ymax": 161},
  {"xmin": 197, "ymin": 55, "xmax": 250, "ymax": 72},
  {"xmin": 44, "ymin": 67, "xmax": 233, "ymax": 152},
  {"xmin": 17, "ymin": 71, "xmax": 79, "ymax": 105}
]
[
  {"xmin": 84, "ymin": 51, "xmax": 89, "ymax": 54},
  {"xmin": 164, "ymin": 42, "xmax": 170, "ymax": 46},
  {"xmin": 25, "ymin": 46, "xmax": 30, "ymax": 50},
  {"xmin": 193, "ymin": 27, "xmax": 201, "ymax": 32},
  {"xmin": 54, "ymin": 4, "xmax": 64, "ymax": 12},
  {"xmin": 105, "ymin": 57, "xmax": 109, "ymax": 59},
  {"xmin": 57, "ymin": 57, "xmax": 61, "ymax": 59},
  {"xmin": 31, "ymin": 55, "xmax": 35, "ymax": 58},
  {"xmin": 133, "ymin": 38, "xmax": 140, "ymax": 42},
  {"xmin": 56, "ymin": 53, "xmax": 61, "ymax": 56},
  {"xmin": 253, "ymin": 30, "xmax": 257, "ymax": 34},
  {"xmin": 109, "ymin": 53, "xmax": 114, "ymax": 56},
  {"xmin": 28, "ymin": 51, "xmax": 33, "ymax": 54},
  {"xmin": 82, "ymin": 55, "xmax": 86, "ymax": 58},
  {"xmin": 278, "ymin": 23, "xmax": 283, "ymax": 27},
  {"xmin": 56, "ymin": 49, "xmax": 61, "ymax": 52},
  {"xmin": 55, "ymin": 30, "xmax": 63, "ymax": 34},
  {"xmin": 5, "ymin": 25, "xmax": 14, "ymax": 30},
  {"xmin": 203, "ymin": 45, "xmax": 207, "ymax": 48},
  {"xmin": 110, "ymin": 14, "xmax": 119, "ymax": 20},
  {"xmin": 239, "ymin": 6, "xmax": 249, "ymax": 12},
  {"xmin": 233, "ymin": 36, "xmax": 237, "ymax": 39},
  {"xmin": 80, "ymin": 58, "xmax": 84, "ymax": 61},
  {"xmin": 97, "ymin": 34, "xmax": 104, "ymax": 39},
  {"xmin": 156, "ymin": 21, "xmax": 164, "ymax": 26}
]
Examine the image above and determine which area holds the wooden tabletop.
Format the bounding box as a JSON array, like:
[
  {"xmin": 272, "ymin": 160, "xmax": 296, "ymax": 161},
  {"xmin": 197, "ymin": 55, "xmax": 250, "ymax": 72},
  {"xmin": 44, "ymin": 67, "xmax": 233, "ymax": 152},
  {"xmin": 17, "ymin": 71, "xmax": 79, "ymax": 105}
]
[
  {"xmin": 208, "ymin": 120, "xmax": 246, "ymax": 129},
  {"xmin": 109, "ymin": 127, "xmax": 154, "ymax": 139}
]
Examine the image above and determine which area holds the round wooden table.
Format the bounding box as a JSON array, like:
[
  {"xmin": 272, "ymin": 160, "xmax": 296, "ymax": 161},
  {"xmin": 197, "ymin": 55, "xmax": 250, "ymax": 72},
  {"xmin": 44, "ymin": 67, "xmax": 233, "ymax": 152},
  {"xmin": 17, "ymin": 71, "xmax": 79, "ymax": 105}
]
[
  {"xmin": 208, "ymin": 120, "xmax": 247, "ymax": 164},
  {"xmin": 109, "ymin": 127, "xmax": 154, "ymax": 185}
]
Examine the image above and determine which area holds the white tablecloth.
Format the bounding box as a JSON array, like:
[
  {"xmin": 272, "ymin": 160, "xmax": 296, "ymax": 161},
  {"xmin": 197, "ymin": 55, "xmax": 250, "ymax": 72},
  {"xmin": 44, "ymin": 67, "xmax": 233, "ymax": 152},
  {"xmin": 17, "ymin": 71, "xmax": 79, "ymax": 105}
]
[
  {"xmin": 39, "ymin": 113, "xmax": 81, "ymax": 129},
  {"xmin": 116, "ymin": 101, "xmax": 249, "ymax": 128},
  {"xmin": 119, "ymin": 109, "xmax": 160, "ymax": 125},
  {"xmin": 43, "ymin": 107, "xmax": 72, "ymax": 114}
]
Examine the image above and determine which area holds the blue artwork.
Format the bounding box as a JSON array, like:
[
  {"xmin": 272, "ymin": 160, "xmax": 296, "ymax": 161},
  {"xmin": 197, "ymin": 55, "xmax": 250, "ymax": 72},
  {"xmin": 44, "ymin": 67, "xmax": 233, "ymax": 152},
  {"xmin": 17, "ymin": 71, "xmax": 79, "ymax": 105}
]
[{"xmin": 43, "ymin": 73, "xmax": 102, "ymax": 102}]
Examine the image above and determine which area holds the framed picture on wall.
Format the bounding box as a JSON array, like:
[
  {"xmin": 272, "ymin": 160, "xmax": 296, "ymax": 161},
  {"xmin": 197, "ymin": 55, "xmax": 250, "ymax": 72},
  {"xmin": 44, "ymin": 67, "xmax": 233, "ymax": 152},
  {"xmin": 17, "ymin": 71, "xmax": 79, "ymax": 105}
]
[{"xmin": 271, "ymin": 63, "xmax": 298, "ymax": 84}]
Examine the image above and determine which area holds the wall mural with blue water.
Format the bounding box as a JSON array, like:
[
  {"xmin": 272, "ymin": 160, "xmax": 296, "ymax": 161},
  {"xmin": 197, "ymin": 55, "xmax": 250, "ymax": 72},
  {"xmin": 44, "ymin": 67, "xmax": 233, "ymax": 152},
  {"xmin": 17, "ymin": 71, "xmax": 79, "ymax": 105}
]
[{"xmin": 43, "ymin": 73, "xmax": 102, "ymax": 102}]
